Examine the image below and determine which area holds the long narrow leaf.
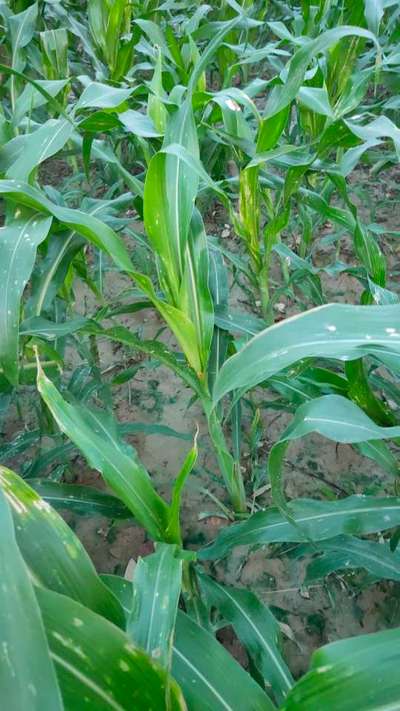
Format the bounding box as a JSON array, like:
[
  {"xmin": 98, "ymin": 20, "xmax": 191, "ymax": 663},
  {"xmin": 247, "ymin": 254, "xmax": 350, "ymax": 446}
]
[
  {"xmin": 37, "ymin": 587, "xmax": 186, "ymax": 710},
  {"xmin": 268, "ymin": 394, "xmax": 400, "ymax": 506},
  {"xmin": 1, "ymin": 119, "xmax": 74, "ymax": 180},
  {"xmin": 302, "ymin": 535, "xmax": 400, "ymax": 584},
  {"xmin": 0, "ymin": 180, "xmax": 134, "ymax": 275},
  {"xmin": 214, "ymin": 304, "xmax": 400, "ymax": 402},
  {"xmin": 0, "ymin": 466, "xmax": 125, "ymax": 628},
  {"xmin": 199, "ymin": 495, "xmax": 400, "ymax": 560},
  {"xmin": 199, "ymin": 575, "xmax": 293, "ymax": 704},
  {"xmin": 173, "ymin": 611, "xmax": 275, "ymax": 711},
  {"xmin": 0, "ymin": 209, "xmax": 52, "ymax": 384},
  {"xmin": 128, "ymin": 544, "xmax": 182, "ymax": 668},
  {"xmin": 37, "ymin": 366, "xmax": 171, "ymax": 541},
  {"xmin": 281, "ymin": 627, "xmax": 400, "ymax": 710},
  {"xmin": 29, "ymin": 480, "xmax": 131, "ymax": 519},
  {"xmin": 0, "ymin": 488, "xmax": 63, "ymax": 710},
  {"xmin": 265, "ymin": 26, "xmax": 379, "ymax": 118}
]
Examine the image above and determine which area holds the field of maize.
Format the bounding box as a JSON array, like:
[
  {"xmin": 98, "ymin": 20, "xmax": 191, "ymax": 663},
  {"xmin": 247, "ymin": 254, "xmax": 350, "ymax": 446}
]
[{"xmin": 1, "ymin": 0, "xmax": 400, "ymax": 708}]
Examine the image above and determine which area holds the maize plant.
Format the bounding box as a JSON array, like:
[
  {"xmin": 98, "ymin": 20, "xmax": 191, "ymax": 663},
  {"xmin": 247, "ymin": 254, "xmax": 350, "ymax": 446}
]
[{"xmin": 1, "ymin": 0, "xmax": 400, "ymax": 708}]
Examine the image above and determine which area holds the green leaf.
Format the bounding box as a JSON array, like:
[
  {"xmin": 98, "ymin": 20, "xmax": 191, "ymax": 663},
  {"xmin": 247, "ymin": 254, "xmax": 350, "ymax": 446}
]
[
  {"xmin": 141, "ymin": 104, "xmax": 214, "ymax": 373},
  {"xmin": 0, "ymin": 466, "xmax": 125, "ymax": 628},
  {"xmin": 0, "ymin": 209, "xmax": 52, "ymax": 384},
  {"xmin": 9, "ymin": 1, "xmax": 38, "ymax": 74},
  {"xmin": 119, "ymin": 109, "xmax": 162, "ymax": 137},
  {"xmin": 199, "ymin": 495, "xmax": 400, "ymax": 560},
  {"xmin": 268, "ymin": 395, "xmax": 400, "ymax": 506},
  {"xmin": 256, "ymin": 105, "xmax": 290, "ymax": 155},
  {"xmin": 0, "ymin": 180, "xmax": 134, "ymax": 276},
  {"xmin": 180, "ymin": 209, "xmax": 214, "ymax": 372},
  {"xmin": 92, "ymin": 324, "xmax": 205, "ymax": 398},
  {"xmin": 75, "ymin": 82, "xmax": 134, "ymax": 111},
  {"xmin": 29, "ymin": 480, "xmax": 131, "ymax": 519},
  {"xmin": 0, "ymin": 488, "xmax": 63, "ymax": 710},
  {"xmin": 128, "ymin": 544, "xmax": 182, "ymax": 668},
  {"xmin": 213, "ymin": 304, "xmax": 400, "ymax": 403},
  {"xmin": 37, "ymin": 366, "xmax": 171, "ymax": 541},
  {"xmin": 26, "ymin": 193, "xmax": 127, "ymax": 318},
  {"xmin": 214, "ymin": 307, "xmax": 265, "ymax": 337},
  {"xmin": 14, "ymin": 79, "xmax": 69, "ymax": 125},
  {"xmin": 281, "ymin": 627, "xmax": 400, "ymax": 710},
  {"xmin": 135, "ymin": 19, "xmax": 174, "ymax": 63},
  {"xmin": 120, "ymin": 422, "xmax": 192, "ymax": 442},
  {"xmin": 208, "ymin": 248, "xmax": 230, "ymax": 392},
  {"xmin": 199, "ymin": 575, "xmax": 293, "ymax": 704},
  {"xmin": 188, "ymin": 17, "xmax": 241, "ymax": 93},
  {"xmin": 37, "ymin": 587, "xmax": 186, "ymax": 711},
  {"xmin": 20, "ymin": 316, "xmax": 88, "ymax": 339},
  {"xmin": 1, "ymin": 119, "xmax": 74, "ymax": 180},
  {"xmin": 101, "ymin": 574, "xmax": 133, "ymax": 616},
  {"xmin": 143, "ymin": 101, "xmax": 199, "ymax": 303},
  {"xmin": 343, "ymin": 116, "xmax": 400, "ymax": 173},
  {"xmin": 166, "ymin": 439, "xmax": 198, "ymax": 544},
  {"xmin": 355, "ymin": 439, "xmax": 400, "ymax": 477},
  {"xmin": 160, "ymin": 143, "xmax": 228, "ymax": 206},
  {"xmin": 301, "ymin": 535, "xmax": 400, "ymax": 584},
  {"xmin": 87, "ymin": 0, "xmax": 134, "ymax": 79},
  {"xmin": 298, "ymin": 86, "xmax": 333, "ymax": 118},
  {"xmin": 345, "ymin": 358, "xmax": 394, "ymax": 425},
  {"xmin": 40, "ymin": 27, "xmax": 68, "ymax": 83},
  {"xmin": 0, "ymin": 64, "xmax": 70, "ymax": 121},
  {"xmin": 27, "ymin": 232, "xmax": 85, "ymax": 317},
  {"xmin": 248, "ymin": 144, "xmax": 309, "ymax": 169},
  {"xmin": 365, "ymin": 0, "xmax": 384, "ymax": 34},
  {"xmin": 147, "ymin": 47, "xmax": 168, "ymax": 134},
  {"xmin": 89, "ymin": 139, "xmax": 145, "ymax": 197},
  {"xmin": 283, "ymin": 395, "xmax": 398, "ymax": 447},
  {"xmin": 265, "ymin": 26, "xmax": 379, "ymax": 118},
  {"xmin": 173, "ymin": 610, "xmax": 276, "ymax": 710},
  {"xmin": 131, "ymin": 270, "xmax": 204, "ymax": 375}
]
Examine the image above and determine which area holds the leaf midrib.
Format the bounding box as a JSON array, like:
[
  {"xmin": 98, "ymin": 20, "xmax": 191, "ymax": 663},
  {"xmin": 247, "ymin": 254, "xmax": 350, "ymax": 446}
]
[
  {"xmin": 217, "ymin": 503, "xmax": 400, "ymax": 548},
  {"xmin": 173, "ymin": 646, "xmax": 233, "ymax": 711}
]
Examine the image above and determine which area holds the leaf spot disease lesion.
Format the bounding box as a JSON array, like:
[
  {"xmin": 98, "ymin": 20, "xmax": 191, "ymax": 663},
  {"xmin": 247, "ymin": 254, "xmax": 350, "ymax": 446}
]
[
  {"xmin": 63, "ymin": 542, "xmax": 79, "ymax": 559},
  {"xmin": 225, "ymin": 98, "xmax": 241, "ymax": 112},
  {"xmin": 27, "ymin": 683, "xmax": 37, "ymax": 696},
  {"xmin": 315, "ymin": 664, "xmax": 333, "ymax": 674},
  {"xmin": 52, "ymin": 632, "xmax": 88, "ymax": 660},
  {"xmin": 4, "ymin": 490, "xmax": 28, "ymax": 515},
  {"xmin": 33, "ymin": 498, "xmax": 52, "ymax": 512},
  {"xmin": 2, "ymin": 642, "xmax": 11, "ymax": 665}
]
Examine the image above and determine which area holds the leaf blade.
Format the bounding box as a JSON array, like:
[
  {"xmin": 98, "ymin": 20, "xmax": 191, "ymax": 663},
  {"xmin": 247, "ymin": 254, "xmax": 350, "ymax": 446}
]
[
  {"xmin": 281, "ymin": 627, "xmax": 400, "ymax": 710},
  {"xmin": 0, "ymin": 465, "xmax": 125, "ymax": 628},
  {"xmin": 0, "ymin": 210, "xmax": 52, "ymax": 384},
  {"xmin": 199, "ymin": 495, "xmax": 400, "ymax": 560},
  {"xmin": 173, "ymin": 610, "xmax": 275, "ymax": 711},
  {"xmin": 213, "ymin": 304, "xmax": 400, "ymax": 402},
  {"xmin": 128, "ymin": 544, "xmax": 182, "ymax": 668},
  {"xmin": 199, "ymin": 575, "xmax": 293, "ymax": 704},
  {"xmin": 37, "ymin": 366, "xmax": 171, "ymax": 541},
  {"xmin": 37, "ymin": 587, "xmax": 186, "ymax": 711},
  {"xmin": 0, "ymin": 487, "xmax": 63, "ymax": 711}
]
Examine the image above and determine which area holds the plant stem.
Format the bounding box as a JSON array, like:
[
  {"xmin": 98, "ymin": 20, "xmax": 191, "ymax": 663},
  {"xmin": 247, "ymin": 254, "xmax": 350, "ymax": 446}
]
[
  {"xmin": 181, "ymin": 560, "xmax": 210, "ymax": 628},
  {"xmin": 202, "ymin": 399, "xmax": 247, "ymax": 513}
]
